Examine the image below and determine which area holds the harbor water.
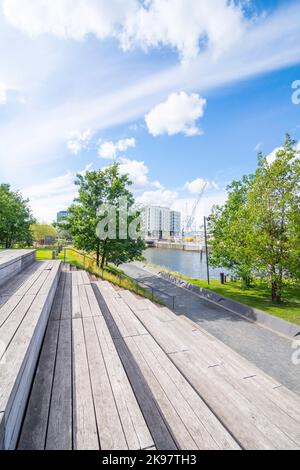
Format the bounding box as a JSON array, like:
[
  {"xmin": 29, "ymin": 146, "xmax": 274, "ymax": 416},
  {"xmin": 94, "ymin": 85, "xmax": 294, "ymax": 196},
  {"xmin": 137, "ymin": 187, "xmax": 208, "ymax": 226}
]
[{"xmin": 143, "ymin": 248, "xmax": 226, "ymax": 280}]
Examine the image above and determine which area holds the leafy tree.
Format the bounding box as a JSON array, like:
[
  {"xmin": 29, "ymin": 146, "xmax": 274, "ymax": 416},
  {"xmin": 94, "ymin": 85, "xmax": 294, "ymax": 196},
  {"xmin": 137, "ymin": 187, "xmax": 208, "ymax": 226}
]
[
  {"xmin": 208, "ymin": 176, "xmax": 254, "ymax": 287},
  {"xmin": 246, "ymin": 135, "xmax": 300, "ymax": 303},
  {"xmin": 209, "ymin": 134, "xmax": 300, "ymax": 304},
  {"xmin": 31, "ymin": 223, "xmax": 57, "ymax": 243},
  {"xmin": 67, "ymin": 164, "xmax": 145, "ymax": 269},
  {"xmin": 0, "ymin": 184, "xmax": 35, "ymax": 248}
]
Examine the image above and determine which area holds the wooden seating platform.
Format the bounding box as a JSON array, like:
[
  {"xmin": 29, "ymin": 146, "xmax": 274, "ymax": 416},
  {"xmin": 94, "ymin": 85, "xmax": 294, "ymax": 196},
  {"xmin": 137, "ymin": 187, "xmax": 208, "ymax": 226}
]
[
  {"xmin": 0, "ymin": 250, "xmax": 36, "ymax": 288},
  {"xmin": 0, "ymin": 259, "xmax": 61, "ymax": 449},
  {"xmin": 16, "ymin": 268, "xmax": 300, "ymax": 450}
]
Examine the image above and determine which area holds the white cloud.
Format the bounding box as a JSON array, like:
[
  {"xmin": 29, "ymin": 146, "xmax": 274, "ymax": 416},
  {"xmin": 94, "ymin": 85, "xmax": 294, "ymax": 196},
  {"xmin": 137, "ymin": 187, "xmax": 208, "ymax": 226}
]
[
  {"xmin": 98, "ymin": 137, "xmax": 136, "ymax": 159},
  {"xmin": 1, "ymin": 1, "xmax": 300, "ymax": 183},
  {"xmin": 184, "ymin": 178, "xmax": 219, "ymax": 194},
  {"xmin": 122, "ymin": 0, "xmax": 245, "ymax": 62},
  {"xmin": 0, "ymin": 82, "xmax": 7, "ymax": 104},
  {"xmin": 67, "ymin": 129, "xmax": 93, "ymax": 155},
  {"xmin": 23, "ymin": 171, "xmax": 76, "ymax": 222},
  {"xmin": 145, "ymin": 92, "xmax": 206, "ymax": 137},
  {"xmin": 118, "ymin": 157, "xmax": 162, "ymax": 190},
  {"xmin": 2, "ymin": 0, "xmax": 245, "ymax": 62},
  {"xmin": 137, "ymin": 189, "xmax": 179, "ymax": 208},
  {"xmin": 266, "ymin": 141, "xmax": 300, "ymax": 165},
  {"xmin": 266, "ymin": 147, "xmax": 282, "ymax": 165},
  {"xmin": 22, "ymin": 163, "xmax": 93, "ymax": 222}
]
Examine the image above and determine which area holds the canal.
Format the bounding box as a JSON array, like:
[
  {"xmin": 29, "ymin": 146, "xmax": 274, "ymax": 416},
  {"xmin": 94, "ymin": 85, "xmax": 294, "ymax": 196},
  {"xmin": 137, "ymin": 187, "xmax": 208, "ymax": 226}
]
[{"xmin": 143, "ymin": 248, "xmax": 226, "ymax": 280}]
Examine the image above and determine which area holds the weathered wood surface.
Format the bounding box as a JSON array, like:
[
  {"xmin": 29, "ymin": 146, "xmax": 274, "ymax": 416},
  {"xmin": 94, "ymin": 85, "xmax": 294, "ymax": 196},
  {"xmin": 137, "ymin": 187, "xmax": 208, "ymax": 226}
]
[
  {"xmin": 120, "ymin": 293, "xmax": 300, "ymax": 450},
  {"xmin": 15, "ymin": 269, "xmax": 300, "ymax": 451},
  {"xmin": 0, "ymin": 260, "xmax": 61, "ymax": 450},
  {"xmin": 0, "ymin": 250, "xmax": 36, "ymax": 288},
  {"xmin": 96, "ymin": 282, "xmax": 239, "ymax": 450}
]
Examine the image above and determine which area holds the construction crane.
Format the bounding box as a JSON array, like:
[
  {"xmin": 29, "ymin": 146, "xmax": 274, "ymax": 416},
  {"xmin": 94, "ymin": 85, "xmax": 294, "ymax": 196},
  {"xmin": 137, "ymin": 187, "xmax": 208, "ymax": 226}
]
[{"xmin": 183, "ymin": 181, "xmax": 208, "ymax": 235}]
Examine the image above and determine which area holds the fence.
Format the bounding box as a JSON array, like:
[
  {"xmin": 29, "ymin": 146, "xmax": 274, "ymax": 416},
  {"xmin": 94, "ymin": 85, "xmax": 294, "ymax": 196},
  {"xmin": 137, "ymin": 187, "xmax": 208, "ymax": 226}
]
[{"xmin": 59, "ymin": 247, "xmax": 177, "ymax": 309}]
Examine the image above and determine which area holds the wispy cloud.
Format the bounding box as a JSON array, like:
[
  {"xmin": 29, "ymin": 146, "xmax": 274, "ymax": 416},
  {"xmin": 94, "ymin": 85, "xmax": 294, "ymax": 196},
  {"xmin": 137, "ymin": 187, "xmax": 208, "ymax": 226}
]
[
  {"xmin": 0, "ymin": 0, "xmax": 300, "ymax": 184},
  {"xmin": 98, "ymin": 137, "xmax": 136, "ymax": 159},
  {"xmin": 145, "ymin": 92, "xmax": 206, "ymax": 137}
]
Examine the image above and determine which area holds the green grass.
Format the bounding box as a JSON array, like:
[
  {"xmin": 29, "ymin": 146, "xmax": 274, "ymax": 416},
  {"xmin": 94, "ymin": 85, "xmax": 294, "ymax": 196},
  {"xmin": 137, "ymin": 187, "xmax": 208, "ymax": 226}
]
[
  {"xmin": 147, "ymin": 264, "xmax": 300, "ymax": 326},
  {"xmin": 36, "ymin": 248, "xmax": 163, "ymax": 305},
  {"xmin": 36, "ymin": 249, "xmax": 54, "ymax": 260}
]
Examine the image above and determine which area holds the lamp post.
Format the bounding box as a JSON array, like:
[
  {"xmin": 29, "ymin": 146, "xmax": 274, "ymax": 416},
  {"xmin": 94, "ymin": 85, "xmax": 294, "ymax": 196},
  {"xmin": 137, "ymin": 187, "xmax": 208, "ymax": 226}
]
[{"xmin": 204, "ymin": 216, "xmax": 210, "ymax": 285}]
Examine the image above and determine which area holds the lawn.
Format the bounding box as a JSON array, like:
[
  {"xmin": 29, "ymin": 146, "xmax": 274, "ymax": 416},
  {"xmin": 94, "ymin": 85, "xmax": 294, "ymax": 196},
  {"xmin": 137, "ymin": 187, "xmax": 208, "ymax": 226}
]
[{"xmin": 35, "ymin": 249, "xmax": 54, "ymax": 260}]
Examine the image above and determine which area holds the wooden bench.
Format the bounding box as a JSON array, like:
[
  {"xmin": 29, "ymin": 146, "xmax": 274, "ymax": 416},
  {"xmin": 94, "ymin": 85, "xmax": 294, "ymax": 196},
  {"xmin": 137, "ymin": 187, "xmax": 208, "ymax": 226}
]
[
  {"xmin": 118, "ymin": 290, "xmax": 300, "ymax": 450},
  {"xmin": 19, "ymin": 270, "xmax": 159, "ymax": 450},
  {"xmin": 0, "ymin": 260, "xmax": 61, "ymax": 449},
  {"xmin": 0, "ymin": 250, "xmax": 36, "ymax": 288},
  {"xmin": 95, "ymin": 282, "xmax": 240, "ymax": 450}
]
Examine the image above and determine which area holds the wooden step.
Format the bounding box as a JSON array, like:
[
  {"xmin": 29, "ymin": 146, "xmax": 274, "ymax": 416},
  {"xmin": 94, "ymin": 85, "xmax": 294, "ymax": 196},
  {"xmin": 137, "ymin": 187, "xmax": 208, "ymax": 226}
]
[
  {"xmin": 0, "ymin": 250, "xmax": 36, "ymax": 288},
  {"xmin": 120, "ymin": 287, "xmax": 300, "ymax": 450},
  {"xmin": 0, "ymin": 260, "xmax": 61, "ymax": 449}
]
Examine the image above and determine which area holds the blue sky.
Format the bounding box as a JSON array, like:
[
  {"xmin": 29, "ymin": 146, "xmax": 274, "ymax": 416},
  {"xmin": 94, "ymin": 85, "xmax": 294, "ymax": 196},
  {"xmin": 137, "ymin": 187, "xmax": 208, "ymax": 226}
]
[{"xmin": 0, "ymin": 0, "xmax": 300, "ymax": 223}]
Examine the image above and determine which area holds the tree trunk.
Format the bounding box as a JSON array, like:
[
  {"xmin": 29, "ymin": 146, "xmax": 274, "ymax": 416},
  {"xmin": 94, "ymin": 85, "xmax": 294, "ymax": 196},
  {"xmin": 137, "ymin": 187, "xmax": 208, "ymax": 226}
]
[
  {"xmin": 96, "ymin": 241, "xmax": 100, "ymax": 266},
  {"xmin": 271, "ymin": 281, "xmax": 282, "ymax": 304},
  {"xmin": 100, "ymin": 239, "xmax": 107, "ymax": 270}
]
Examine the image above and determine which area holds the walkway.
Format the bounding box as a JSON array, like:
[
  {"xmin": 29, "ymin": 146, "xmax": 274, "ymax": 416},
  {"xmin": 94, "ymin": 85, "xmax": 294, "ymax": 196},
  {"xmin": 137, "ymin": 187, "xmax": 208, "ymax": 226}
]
[{"xmin": 121, "ymin": 263, "xmax": 300, "ymax": 395}]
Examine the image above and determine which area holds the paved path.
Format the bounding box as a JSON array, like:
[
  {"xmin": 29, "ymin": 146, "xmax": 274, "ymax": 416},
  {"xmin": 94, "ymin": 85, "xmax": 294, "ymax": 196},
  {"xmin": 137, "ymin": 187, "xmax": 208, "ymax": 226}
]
[{"xmin": 121, "ymin": 262, "xmax": 300, "ymax": 395}]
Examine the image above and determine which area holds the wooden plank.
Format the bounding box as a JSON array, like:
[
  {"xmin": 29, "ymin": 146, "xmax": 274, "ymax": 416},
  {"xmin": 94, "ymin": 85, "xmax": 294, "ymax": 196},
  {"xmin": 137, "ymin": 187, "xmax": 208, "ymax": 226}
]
[
  {"xmin": 72, "ymin": 318, "xmax": 99, "ymax": 450},
  {"xmin": 83, "ymin": 317, "xmax": 128, "ymax": 450},
  {"xmin": 46, "ymin": 319, "xmax": 72, "ymax": 450},
  {"xmin": 85, "ymin": 285, "xmax": 103, "ymax": 317},
  {"xmin": 0, "ymin": 263, "xmax": 60, "ymax": 449},
  {"xmin": 0, "ymin": 296, "xmax": 23, "ymax": 329},
  {"xmin": 49, "ymin": 272, "xmax": 65, "ymax": 322},
  {"xmin": 125, "ymin": 336, "xmax": 197, "ymax": 450},
  {"xmin": 170, "ymin": 349, "xmax": 297, "ymax": 450},
  {"xmin": 113, "ymin": 337, "xmax": 177, "ymax": 451},
  {"xmin": 78, "ymin": 285, "xmax": 92, "ymax": 318},
  {"xmin": 18, "ymin": 320, "xmax": 60, "ymax": 450},
  {"xmin": 72, "ymin": 273, "xmax": 81, "ymax": 319},
  {"xmin": 61, "ymin": 272, "xmax": 72, "ymax": 320},
  {"xmin": 0, "ymin": 295, "xmax": 35, "ymax": 358},
  {"xmin": 97, "ymin": 285, "xmax": 147, "ymax": 338},
  {"xmin": 79, "ymin": 271, "xmax": 90, "ymax": 286},
  {"xmin": 133, "ymin": 334, "xmax": 239, "ymax": 450},
  {"xmin": 93, "ymin": 314, "xmax": 155, "ymax": 450}
]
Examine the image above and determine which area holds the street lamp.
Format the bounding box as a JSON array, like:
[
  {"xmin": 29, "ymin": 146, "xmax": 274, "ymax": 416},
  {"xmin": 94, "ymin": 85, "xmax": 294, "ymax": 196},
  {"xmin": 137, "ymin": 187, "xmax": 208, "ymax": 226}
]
[{"xmin": 204, "ymin": 216, "xmax": 210, "ymax": 285}]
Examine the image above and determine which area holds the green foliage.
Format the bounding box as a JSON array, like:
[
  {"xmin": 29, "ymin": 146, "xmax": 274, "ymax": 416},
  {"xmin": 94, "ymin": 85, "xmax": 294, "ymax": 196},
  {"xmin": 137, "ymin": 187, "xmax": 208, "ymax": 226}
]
[
  {"xmin": 208, "ymin": 134, "xmax": 300, "ymax": 303},
  {"xmin": 0, "ymin": 184, "xmax": 35, "ymax": 248},
  {"xmin": 67, "ymin": 164, "xmax": 146, "ymax": 268},
  {"xmin": 208, "ymin": 175, "xmax": 254, "ymax": 286}
]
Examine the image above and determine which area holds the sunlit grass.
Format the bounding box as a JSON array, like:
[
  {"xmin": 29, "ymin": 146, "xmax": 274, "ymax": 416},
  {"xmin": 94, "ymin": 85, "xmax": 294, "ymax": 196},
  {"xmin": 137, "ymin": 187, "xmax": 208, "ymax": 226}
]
[
  {"xmin": 148, "ymin": 264, "xmax": 300, "ymax": 326},
  {"xmin": 36, "ymin": 248, "xmax": 163, "ymax": 304}
]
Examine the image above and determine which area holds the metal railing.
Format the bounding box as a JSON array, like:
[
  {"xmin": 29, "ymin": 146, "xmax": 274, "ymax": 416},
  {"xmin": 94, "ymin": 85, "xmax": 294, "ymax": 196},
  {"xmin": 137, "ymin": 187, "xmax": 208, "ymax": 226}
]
[
  {"xmin": 134, "ymin": 278, "xmax": 176, "ymax": 310},
  {"xmin": 59, "ymin": 247, "xmax": 177, "ymax": 309}
]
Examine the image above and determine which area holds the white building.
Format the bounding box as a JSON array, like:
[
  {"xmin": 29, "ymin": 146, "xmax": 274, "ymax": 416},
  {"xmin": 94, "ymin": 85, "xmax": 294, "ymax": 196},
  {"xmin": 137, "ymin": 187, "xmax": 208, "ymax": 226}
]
[
  {"xmin": 142, "ymin": 206, "xmax": 181, "ymax": 240},
  {"xmin": 170, "ymin": 210, "xmax": 181, "ymax": 237}
]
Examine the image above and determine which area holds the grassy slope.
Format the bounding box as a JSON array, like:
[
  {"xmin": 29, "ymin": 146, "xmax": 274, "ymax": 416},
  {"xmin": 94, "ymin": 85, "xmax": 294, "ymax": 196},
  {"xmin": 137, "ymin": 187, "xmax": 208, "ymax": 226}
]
[
  {"xmin": 36, "ymin": 248, "xmax": 163, "ymax": 304},
  {"xmin": 149, "ymin": 264, "xmax": 300, "ymax": 326}
]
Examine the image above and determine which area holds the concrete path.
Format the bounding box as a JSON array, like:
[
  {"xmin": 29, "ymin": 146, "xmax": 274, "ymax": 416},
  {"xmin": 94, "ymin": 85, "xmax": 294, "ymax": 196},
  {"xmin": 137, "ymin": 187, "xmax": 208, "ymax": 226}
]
[{"xmin": 121, "ymin": 262, "xmax": 300, "ymax": 395}]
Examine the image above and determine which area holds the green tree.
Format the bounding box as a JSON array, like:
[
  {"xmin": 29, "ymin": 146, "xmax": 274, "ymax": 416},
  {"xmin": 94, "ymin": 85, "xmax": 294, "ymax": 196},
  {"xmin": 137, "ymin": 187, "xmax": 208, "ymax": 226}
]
[
  {"xmin": 208, "ymin": 176, "xmax": 254, "ymax": 287},
  {"xmin": 209, "ymin": 134, "xmax": 300, "ymax": 304},
  {"xmin": 0, "ymin": 184, "xmax": 35, "ymax": 248},
  {"xmin": 31, "ymin": 224, "xmax": 57, "ymax": 243},
  {"xmin": 67, "ymin": 164, "xmax": 145, "ymax": 269},
  {"xmin": 246, "ymin": 135, "xmax": 300, "ymax": 303}
]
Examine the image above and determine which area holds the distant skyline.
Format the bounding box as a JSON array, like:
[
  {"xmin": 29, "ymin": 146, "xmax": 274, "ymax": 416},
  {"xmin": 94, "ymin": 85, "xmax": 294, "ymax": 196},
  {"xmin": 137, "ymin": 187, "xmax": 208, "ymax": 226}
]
[{"xmin": 0, "ymin": 0, "xmax": 300, "ymax": 223}]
